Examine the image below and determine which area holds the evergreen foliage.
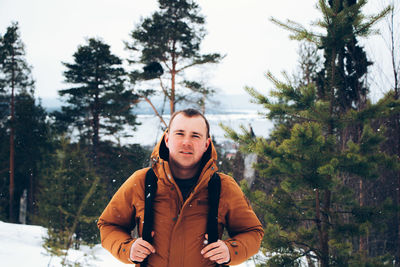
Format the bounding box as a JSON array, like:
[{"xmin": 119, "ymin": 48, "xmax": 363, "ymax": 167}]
[
  {"xmin": 223, "ymin": 0, "xmax": 398, "ymax": 266},
  {"xmin": 57, "ymin": 38, "xmax": 139, "ymax": 165},
  {"xmin": 378, "ymin": 1, "xmax": 400, "ymax": 263},
  {"xmin": 0, "ymin": 22, "xmax": 37, "ymax": 222},
  {"xmin": 0, "ymin": 116, "xmax": 8, "ymax": 220},
  {"xmin": 95, "ymin": 141, "xmax": 151, "ymax": 196},
  {"xmin": 126, "ymin": 0, "xmax": 224, "ymax": 114},
  {"xmin": 0, "ymin": 22, "xmax": 34, "ymax": 96},
  {"xmin": 13, "ymin": 93, "xmax": 53, "ymax": 223},
  {"xmin": 38, "ymin": 139, "xmax": 105, "ymax": 250},
  {"xmin": 37, "ymin": 138, "xmax": 150, "ymax": 256}
]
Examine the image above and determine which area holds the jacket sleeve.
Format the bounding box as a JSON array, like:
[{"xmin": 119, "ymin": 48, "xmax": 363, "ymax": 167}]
[
  {"xmin": 221, "ymin": 175, "xmax": 264, "ymax": 266},
  {"xmin": 97, "ymin": 169, "xmax": 147, "ymax": 264}
]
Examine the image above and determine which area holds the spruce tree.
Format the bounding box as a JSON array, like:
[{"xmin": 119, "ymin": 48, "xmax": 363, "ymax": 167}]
[
  {"xmin": 0, "ymin": 22, "xmax": 35, "ymax": 222},
  {"xmin": 224, "ymin": 0, "xmax": 395, "ymax": 265},
  {"xmin": 126, "ymin": 0, "xmax": 223, "ymax": 115},
  {"xmin": 58, "ymin": 38, "xmax": 138, "ymax": 166}
]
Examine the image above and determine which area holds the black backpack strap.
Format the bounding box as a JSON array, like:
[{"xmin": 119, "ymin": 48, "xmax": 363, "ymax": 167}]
[
  {"xmin": 141, "ymin": 168, "xmax": 158, "ymax": 267},
  {"xmin": 207, "ymin": 172, "xmax": 229, "ymax": 267},
  {"xmin": 207, "ymin": 172, "xmax": 221, "ymax": 244}
]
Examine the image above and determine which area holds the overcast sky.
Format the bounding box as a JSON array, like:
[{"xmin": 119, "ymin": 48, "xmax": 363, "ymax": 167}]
[{"xmin": 0, "ymin": 0, "xmax": 396, "ymax": 102}]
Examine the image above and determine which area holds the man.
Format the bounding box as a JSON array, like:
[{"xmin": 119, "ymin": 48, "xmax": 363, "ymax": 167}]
[{"xmin": 98, "ymin": 109, "xmax": 264, "ymax": 266}]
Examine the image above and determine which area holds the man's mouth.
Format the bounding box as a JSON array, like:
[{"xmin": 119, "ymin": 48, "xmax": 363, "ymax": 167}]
[{"xmin": 181, "ymin": 151, "xmax": 193, "ymax": 155}]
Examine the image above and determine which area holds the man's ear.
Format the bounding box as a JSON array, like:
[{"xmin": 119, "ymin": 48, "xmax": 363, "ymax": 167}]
[
  {"xmin": 164, "ymin": 132, "xmax": 169, "ymax": 148},
  {"xmin": 204, "ymin": 137, "xmax": 211, "ymax": 151}
]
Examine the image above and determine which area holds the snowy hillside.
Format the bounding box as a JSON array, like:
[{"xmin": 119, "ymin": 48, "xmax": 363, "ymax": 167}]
[{"xmin": 0, "ymin": 221, "xmax": 259, "ymax": 267}]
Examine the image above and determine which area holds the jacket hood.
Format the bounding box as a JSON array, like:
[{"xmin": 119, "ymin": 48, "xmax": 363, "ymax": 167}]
[{"xmin": 150, "ymin": 130, "xmax": 218, "ymax": 176}]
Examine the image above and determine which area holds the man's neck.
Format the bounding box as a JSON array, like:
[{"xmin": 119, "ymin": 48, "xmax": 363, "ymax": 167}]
[{"xmin": 169, "ymin": 161, "xmax": 200, "ymax": 179}]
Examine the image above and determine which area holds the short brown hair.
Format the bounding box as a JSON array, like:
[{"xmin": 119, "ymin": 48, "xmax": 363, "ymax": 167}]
[{"xmin": 168, "ymin": 109, "xmax": 210, "ymax": 138}]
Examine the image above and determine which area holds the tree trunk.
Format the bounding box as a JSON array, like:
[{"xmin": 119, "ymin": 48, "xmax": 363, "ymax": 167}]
[
  {"xmin": 9, "ymin": 49, "xmax": 16, "ymax": 222},
  {"xmin": 321, "ymin": 190, "xmax": 331, "ymax": 267},
  {"xmin": 28, "ymin": 169, "xmax": 35, "ymax": 223},
  {"xmin": 393, "ymin": 29, "xmax": 399, "ymax": 266},
  {"xmin": 316, "ymin": 42, "xmax": 337, "ymax": 267},
  {"xmin": 397, "ymin": 169, "xmax": 400, "ymax": 267},
  {"xmin": 170, "ymin": 63, "xmax": 176, "ymax": 114},
  {"xmin": 315, "ymin": 189, "xmax": 330, "ymax": 267},
  {"xmin": 357, "ymin": 119, "xmax": 367, "ymax": 255},
  {"xmin": 170, "ymin": 41, "xmax": 177, "ymax": 114},
  {"xmin": 92, "ymin": 109, "xmax": 99, "ymax": 167},
  {"xmin": 170, "ymin": 70, "xmax": 175, "ymax": 114},
  {"xmin": 315, "ymin": 189, "xmax": 323, "ymax": 260},
  {"xmin": 9, "ymin": 107, "xmax": 15, "ymax": 222},
  {"xmin": 376, "ymin": 2, "xmax": 400, "ymax": 264},
  {"xmin": 395, "ymin": 81, "xmax": 400, "ymax": 267},
  {"xmin": 92, "ymin": 86, "xmax": 100, "ymax": 167},
  {"xmin": 359, "ymin": 179, "xmax": 367, "ymax": 255}
]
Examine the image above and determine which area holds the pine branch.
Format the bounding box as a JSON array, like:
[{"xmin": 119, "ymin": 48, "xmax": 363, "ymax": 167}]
[
  {"xmin": 162, "ymin": 59, "xmax": 172, "ymax": 72},
  {"xmin": 355, "ymin": 6, "xmax": 391, "ymax": 37},
  {"xmin": 158, "ymin": 77, "xmax": 170, "ymax": 98},
  {"xmin": 141, "ymin": 94, "xmax": 167, "ymax": 128},
  {"xmin": 176, "ymin": 53, "xmax": 224, "ymax": 73},
  {"xmin": 270, "ymin": 17, "xmax": 322, "ymax": 44}
]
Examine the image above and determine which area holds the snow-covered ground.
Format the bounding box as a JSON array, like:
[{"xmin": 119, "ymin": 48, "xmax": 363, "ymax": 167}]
[{"xmin": 0, "ymin": 221, "xmax": 260, "ymax": 267}]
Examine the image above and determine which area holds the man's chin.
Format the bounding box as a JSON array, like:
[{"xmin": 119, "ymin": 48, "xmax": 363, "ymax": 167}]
[
  {"xmin": 173, "ymin": 159, "xmax": 199, "ymax": 170},
  {"xmin": 176, "ymin": 162, "xmax": 196, "ymax": 169}
]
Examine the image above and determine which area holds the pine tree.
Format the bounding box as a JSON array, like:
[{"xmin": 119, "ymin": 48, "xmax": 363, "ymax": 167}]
[
  {"xmin": 13, "ymin": 92, "xmax": 53, "ymax": 224},
  {"xmin": 224, "ymin": 0, "xmax": 396, "ymax": 265},
  {"xmin": 58, "ymin": 38, "xmax": 138, "ymax": 166},
  {"xmin": 37, "ymin": 139, "xmax": 105, "ymax": 252},
  {"xmin": 0, "ymin": 22, "xmax": 35, "ymax": 222},
  {"xmin": 126, "ymin": 0, "xmax": 223, "ymax": 116}
]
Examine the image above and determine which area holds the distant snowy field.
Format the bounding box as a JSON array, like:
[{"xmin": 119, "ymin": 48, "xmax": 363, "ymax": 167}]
[
  {"xmin": 121, "ymin": 110, "xmax": 273, "ymax": 147},
  {"xmin": 0, "ymin": 221, "xmax": 260, "ymax": 267}
]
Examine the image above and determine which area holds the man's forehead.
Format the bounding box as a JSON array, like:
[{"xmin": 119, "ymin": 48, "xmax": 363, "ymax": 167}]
[{"xmin": 169, "ymin": 114, "xmax": 208, "ymax": 134}]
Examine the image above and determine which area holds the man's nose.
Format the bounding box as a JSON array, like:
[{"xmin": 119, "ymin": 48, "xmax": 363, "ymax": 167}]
[{"xmin": 182, "ymin": 136, "xmax": 192, "ymax": 145}]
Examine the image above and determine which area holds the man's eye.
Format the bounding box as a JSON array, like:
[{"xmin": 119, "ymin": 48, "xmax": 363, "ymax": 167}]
[{"xmin": 193, "ymin": 135, "xmax": 200, "ymax": 138}]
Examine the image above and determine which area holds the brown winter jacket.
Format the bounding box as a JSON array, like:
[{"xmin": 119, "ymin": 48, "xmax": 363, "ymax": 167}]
[{"xmin": 97, "ymin": 132, "xmax": 264, "ymax": 266}]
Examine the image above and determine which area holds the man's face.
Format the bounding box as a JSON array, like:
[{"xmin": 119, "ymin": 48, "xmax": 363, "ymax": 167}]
[{"xmin": 165, "ymin": 114, "xmax": 211, "ymax": 174}]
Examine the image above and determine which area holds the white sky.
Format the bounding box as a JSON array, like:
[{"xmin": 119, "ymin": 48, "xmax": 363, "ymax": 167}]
[{"xmin": 0, "ymin": 0, "xmax": 396, "ymax": 101}]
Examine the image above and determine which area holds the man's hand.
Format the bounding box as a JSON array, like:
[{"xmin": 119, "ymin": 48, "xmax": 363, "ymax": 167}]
[
  {"xmin": 130, "ymin": 237, "xmax": 156, "ymax": 263},
  {"xmin": 201, "ymin": 237, "xmax": 230, "ymax": 264}
]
